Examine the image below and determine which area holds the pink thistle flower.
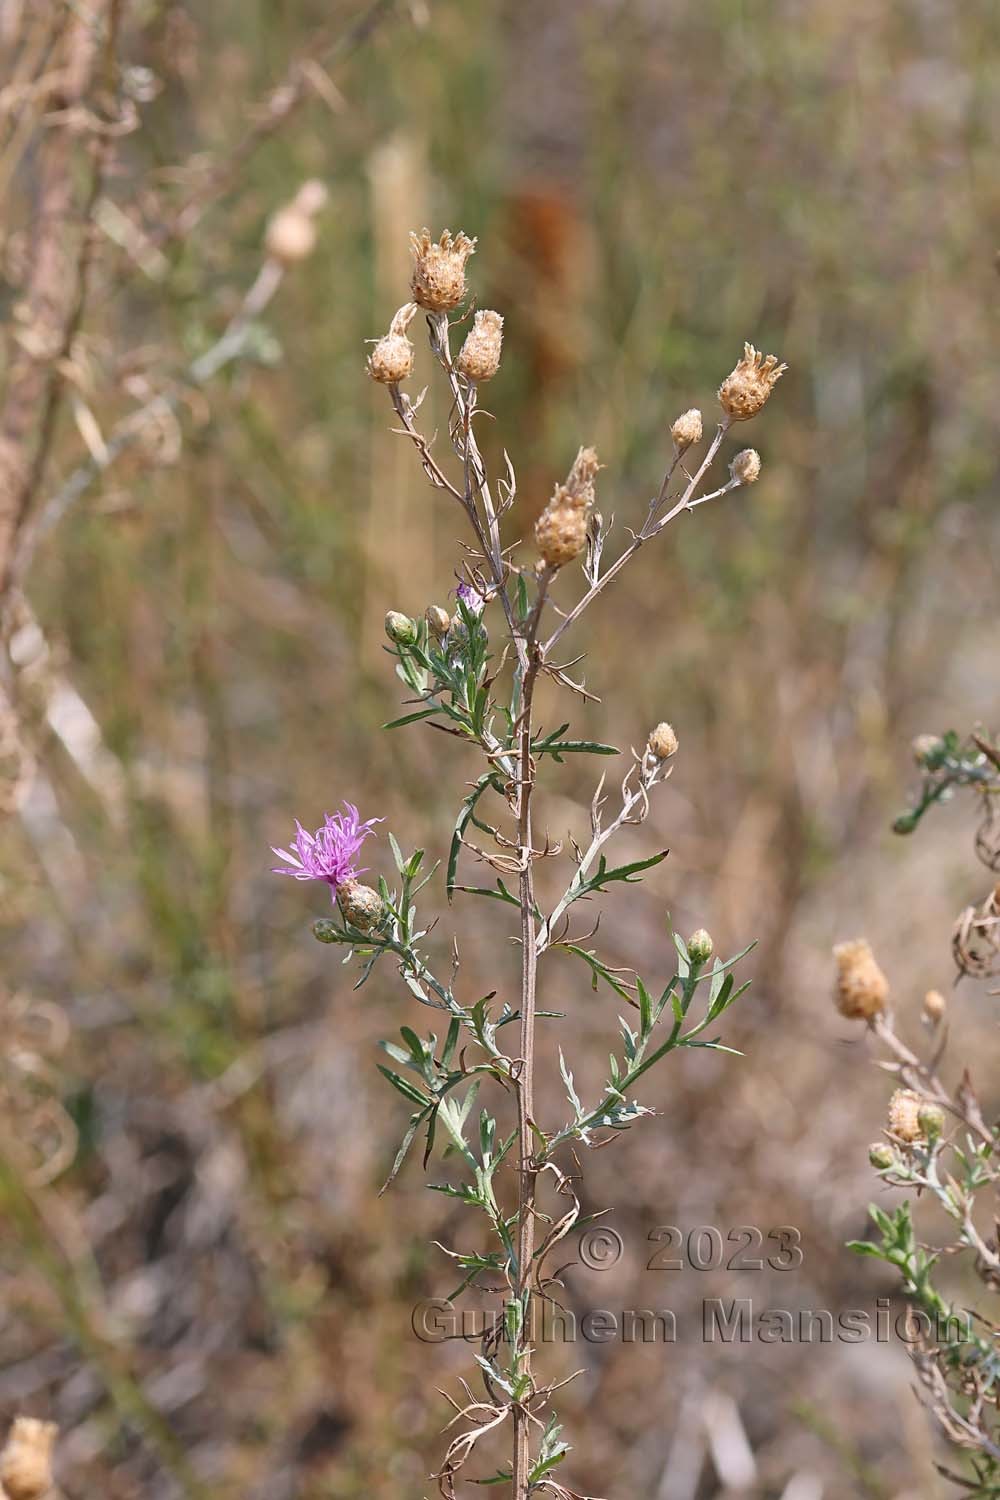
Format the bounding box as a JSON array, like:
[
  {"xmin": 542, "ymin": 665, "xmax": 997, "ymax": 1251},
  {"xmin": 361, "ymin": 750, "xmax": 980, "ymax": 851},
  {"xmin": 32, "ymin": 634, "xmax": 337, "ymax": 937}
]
[{"xmin": 272, "ymin": 803, "xmax": 383, "ymax": 901}]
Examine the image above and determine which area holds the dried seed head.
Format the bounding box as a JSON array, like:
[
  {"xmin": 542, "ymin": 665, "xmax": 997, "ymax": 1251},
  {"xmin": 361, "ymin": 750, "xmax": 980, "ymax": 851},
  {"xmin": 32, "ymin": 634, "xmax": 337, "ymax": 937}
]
[
  {"xmin": 534, "ymin": 447, "xmax": 601, "ymax": 569},
  {"xmin": 647, "ymin": 722, "xmax": 679, "ymax": 760},
  {"xmin": 833, "ymin": 938, "xmax": 889, "ymax": 1020},
  {"xmin": 912, "ymin": 733, "xmax": 944, "ymax": 768},
  {"xmin": 384, "ymin": 611, "xmax": 418, "ymax": 647},
  {"xmin": 887, "ymin": 1088, "xmax": 924, "ymax": 1143},
  {"xmin": 426, "ymin": 604, "xmax": 452, "ymax": 639},
  {"xmin": 718, "ymin": 342, "xmax": 787, "ymax": 422},
  {"xmin": 923, "ymin": 988, "xmax": 947, "ymax": 1025},
  {"xmin": 337, "ymin": 879, "xmax": 385, "ymax": 934},
  {"xmin": 687, "ymin": 929, "xmax": 714, "ymax": 964},
  {"xmin": 409, "ymin": 229, "xmax": 476, "ymax": 312},
  {"xmin": 0, "ymin": 1417, "xmax": 58, "ymax": 1500},
  {"xmin": 671, "ymin": 408, "xmax": 703, "ymax": 452},
  {"xmin": 367, "ymin": 303, "xmax": 418, "ymax": 384},
  {"xmin": 730, "ymin": 448, "xmax": 761, "ymax": 485},
  {"xmin": 534, "ymin": 504, "xmax": 589, "ymax": 569},
  {"xmin": 917, "ymin": 1102, "xmax": 946, "ymax": 1141},
  {"xmin": 869, "ymin": 1141, "xmax": 895, "ymax": 1170},
  {"xmin": 265, "ymin": 205, "xmax": 318, "ymax": 265},
  {"xmin": 457, "ymin": 310, "xmax": 504, "ymax": 382}
]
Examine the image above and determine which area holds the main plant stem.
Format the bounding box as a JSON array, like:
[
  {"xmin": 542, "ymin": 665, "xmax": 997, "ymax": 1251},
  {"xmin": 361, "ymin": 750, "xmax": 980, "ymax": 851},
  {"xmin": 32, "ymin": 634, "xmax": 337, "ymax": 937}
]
[{"xmin": 513, "ymin": 634, "xmax": 541, "ymax": 1500}]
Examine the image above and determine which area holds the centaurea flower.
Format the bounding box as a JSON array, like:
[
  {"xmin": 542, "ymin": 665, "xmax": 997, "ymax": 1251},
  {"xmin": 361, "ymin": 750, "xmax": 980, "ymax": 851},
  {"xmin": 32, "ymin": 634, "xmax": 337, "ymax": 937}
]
[{"xmin": 272, "ymin": 803, "xmax": 382, "ymax": 902}]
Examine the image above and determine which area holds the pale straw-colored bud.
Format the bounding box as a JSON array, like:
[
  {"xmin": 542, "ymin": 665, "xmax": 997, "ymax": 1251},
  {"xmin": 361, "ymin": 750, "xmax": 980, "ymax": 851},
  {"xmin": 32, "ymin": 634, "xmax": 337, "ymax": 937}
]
[
  {"xmin": 337, "ymin": 879, "xmax": 385, "ymax": 934},
  {"xmin": 534, "ymin": 446, "xmax": 601, "ymax": 569},
  {"xmin": 730, "ymin": 448, "xmax": 761, "ymax": 485},
  {"xmin": 409, "ymin": 229, "xmax": 476, "ymax": 312},
  {"xmin": 887, "ymin": 1088, "xmax": 923, "ymax": 1143},
  {"xmin": 0, "ymin": 1417, "xmax": 58, "ymax": 1500},
  {"xmin": 718, "ymin": 342, "xmax": 787, "ymax": 422},
  {"xmin": 923, "ymin": 988, "xmax": 946, "ymax": 1025},
  {"xmin": 868, "ymin": 1142, "xmax": 895, "ymax": 1170},
  {"xmin": 426, "ymin": 605, "xmax": 452, "ymax": 639},
  {"xmin": 265, "ymin": 206, "xmax": 318, "ymax": 265},
  {"xmin": 367, "ymin": 303, "xmax": 418, "ymax": 384},
  {"xmin": 671, "ymin": 408, "xmax": 703, "ymax": 452},
  {"xmin": 457, "ymin": 310, "xmax": 504, "ymax": 382},
  {"xmin": 291, "ymin": 179, "xmax": 329, "ymax": 217},
  {"xmin": 917, "ymin": 1102, "xmax": 945, "ymax": 1141},
  {"xmin": 687, "ymin": 929, "xmax": 714, "ymax": 964},
  {"xmin": 832, "ymin": 938, "xmax": 889, "ymax": 1020},
  {"xmin": 912, "ymin": 733, "xmax": 944, "ymax": 768},
  {"xmin": 647, "ymin": 722, "xmax": 679, "ymax": 760}
]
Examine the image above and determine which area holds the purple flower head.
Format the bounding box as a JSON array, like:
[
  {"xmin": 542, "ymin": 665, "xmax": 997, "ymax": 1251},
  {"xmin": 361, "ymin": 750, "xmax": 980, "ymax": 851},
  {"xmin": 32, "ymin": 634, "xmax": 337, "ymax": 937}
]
[
  {"xmin": 454, "ymin": 579, "xmax": 488, "ymax": 618},
  {"xmin": 272, "ymin": 803, "xmax": 383, "ymax": 901}
]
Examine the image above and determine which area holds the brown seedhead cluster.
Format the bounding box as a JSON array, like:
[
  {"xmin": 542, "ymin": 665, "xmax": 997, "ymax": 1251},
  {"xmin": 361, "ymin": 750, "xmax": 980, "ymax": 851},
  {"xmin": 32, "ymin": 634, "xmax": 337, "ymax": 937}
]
[
  {"xmin": 833, "ymin": 938, "xmax": 889, "ymax": 1019},
  {"xmin": 0, "ymin": 1418, "xmax": 57, "ymax": 1500},
  {"xmin": 730, "ymin": 447, "xmax": 762, "ymax": 485},
  {"xmin": 367, "ymin": 302, "xmax": 418, "ymax": 384},
  {"xmin": 648, "ymin": 721, "xmax": 679, "ymax": 760},
  {"xmin": 670, "ymin": 407, "xmax": 703, "ymax": 452},
  {"xmin": 409, "ymin": 228, "xmax": 477, "ymax": 312},
  {"xmin": 456, "ymin": 309, "xmax": 504, "ymax": 382},
  {"xmin": 718, "ymin": 342, "xmax": 787, "ymax": 422},
  {"xmin": 887, "ymin": 1087, "xmax": 925, "ymax": 1143},
  {"xmin": 534, "ymin": 445, "xmax": 602, "ymax": 570}
]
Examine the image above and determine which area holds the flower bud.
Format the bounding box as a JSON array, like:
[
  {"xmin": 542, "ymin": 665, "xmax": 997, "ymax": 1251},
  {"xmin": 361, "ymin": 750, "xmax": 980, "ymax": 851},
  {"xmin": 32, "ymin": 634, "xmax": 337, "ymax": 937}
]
[
  {"xmin": 687, "ymin": 929, "xmax": 714, "ymax": 964},
  {"xmin": 670, "ymin": 408, "xmax": 703, "ymax": 452},
  {"xmin": 647, "ymin": 722, "xmax": 679, "ymax": 760},
  {"xmin": 718, "ymin": 342, "xmax": 786, "ymax": 422},
  {"xmin": 367, "ymin": 303, "xmax": 418, "ymax": 385},
  {"xmin": 265, "ymin": 206, "xmax": 318, "ymax": 265},
  {"xmin": 917, "ymin": 1102, "xmax": 946, "ymax": 1141},
  {"xmin": 0, "ymin": 1417, "xmax": 57, "ymax": 1500},
  {"xmin": 337, "ymin": 879, "xmax": 385, "ymax": 934},
  {"xmin": 409, "ymin": 228, "xmax": 476, "ymax": 312},
  {"xmin": 384, "ymin": 611, "xmax": 418, "ymax": 647},
  {"xmin": 426, "ymin": 604, "xmax": 452, "ymax": 639},
  {"xmin": 887, "ymin": 1088, "xmax": 923, "ymax": 1143},
  {"xmin": 832, "ymin": 938, "xmax": 888, "ymax": 1020},
  {"xmin": 313, "ymin": 918, "xmax": 339, "ymax": 944},
  {"xmin": 868, "ymin": 1142, "xmax": 895, "ymax": 1171},
  {"xmin": 912, "ymin": 733, "xmax": 944, "ymax": 768},
  {"xmin": 923, "ymin": 989, "xmax": 946, "ymax": 1025},
  {"xmin": 457, "ymin": 310, "xmax": 504, "ymax": 382},
  {"xmin": 730, "ymin": 448, "xmax": 761, "ymax": 485}
]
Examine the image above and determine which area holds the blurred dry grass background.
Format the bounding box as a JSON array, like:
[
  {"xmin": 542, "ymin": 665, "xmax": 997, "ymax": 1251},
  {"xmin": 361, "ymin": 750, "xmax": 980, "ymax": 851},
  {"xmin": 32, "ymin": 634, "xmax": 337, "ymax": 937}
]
[{"xmin": 1, "ymin": 0, "xmax": 999, "ymax": 1496}]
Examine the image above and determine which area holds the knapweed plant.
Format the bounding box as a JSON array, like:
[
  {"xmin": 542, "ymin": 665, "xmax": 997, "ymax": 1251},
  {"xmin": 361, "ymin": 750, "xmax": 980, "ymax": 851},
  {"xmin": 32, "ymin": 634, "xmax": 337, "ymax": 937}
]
[
  {"xmin": 274, "ymin": 229, "xmax": 785, "ymax": 1498},
  {"xmin": 835, "ymin": 729, "xmax": 1000, "ymax": 1496}
]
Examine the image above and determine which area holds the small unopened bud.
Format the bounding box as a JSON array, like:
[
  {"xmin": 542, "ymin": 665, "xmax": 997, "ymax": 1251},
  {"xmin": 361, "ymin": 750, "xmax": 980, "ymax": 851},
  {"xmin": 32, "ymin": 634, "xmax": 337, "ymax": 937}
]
[
  {"xmin": 367, "ymin": 302, "xmax": 418, "ymax": 385},
  {"xmin": 671, "ymin": 408, "xmax": 703, "ymax": 452},
  {"xmin": 426, "ymin": 604, "xmax": 452, "ymax": 639},
  {"xmin": 647, "ymin": 722, "xmax": 679, "ymax": 760},
  {"xmin": 313, "ymin": 918, "xmax": 339, "ymax": 944},
  {"xmin": 0, "ymin": 1417, "xmax": 57, "ymax": 1500},
  {"xmin": 912, "ymin": 733, "xmax": 944, "ymax": 768},
  {"xmin": 832, "ymin": 938, "xmax": 889, "ymax": 1020},
  {"xmin": 718, "ymin": 342, "xmax": 787, "ymax": 422},
  {"xmin": 385, "ymin": 611, "xmax": 418, "ymax": 647},
  {"xmin": 410, "ymin": 228, "xmax": 476, "ymax": 312},
  {"xmin": 730, "ymin": 448, "xmax": 761, "ymax": 485},
  {"xmin": 687, "ymin": 929, "xmax": 714, "ymax": 964},
  {"xmin": 918, "ymin": 1102, "xmax": 946, "ymax": 1141},
  {"xmin": 887, "ymin": 1088, "xmax": 924, "ymax": 1143},
  {"xmin": 868, "ymin": 1142, "xmax": 895, "ymax": 1171},
  {"xmin": 266, "ymin": 206, "xmax": 318, "ymax": 264},
  {"xmin": 923, "ymin": 989, "xmax": 946, "ymax": 1025},
  {"xmin": 337, "ymin": 879, "xmax": 385, "ymax": 934},
  {"xmin": 457, "ymin": 309, "xmax": 504, "ymax": 382}
]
